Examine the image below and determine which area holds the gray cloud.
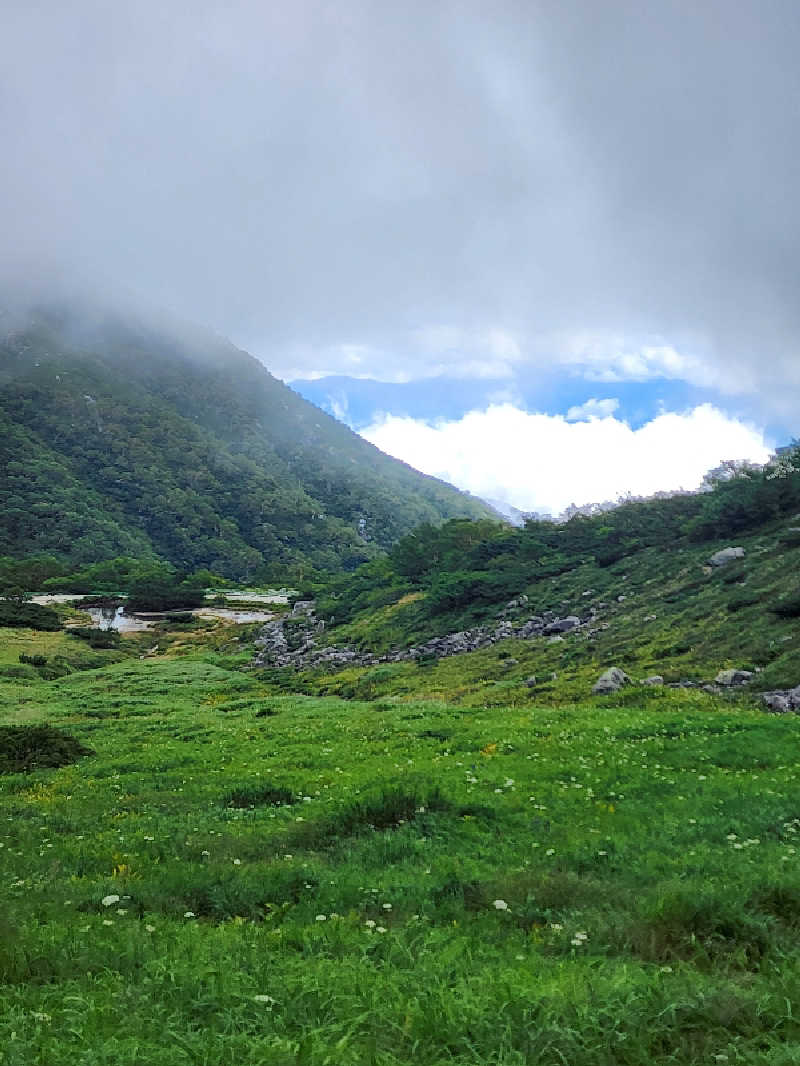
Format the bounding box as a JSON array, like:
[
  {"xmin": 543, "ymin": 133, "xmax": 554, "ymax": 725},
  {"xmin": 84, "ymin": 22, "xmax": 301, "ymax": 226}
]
[{"xmin": 3, "ymin": 0, "xmax": 800, "ymax": 415}]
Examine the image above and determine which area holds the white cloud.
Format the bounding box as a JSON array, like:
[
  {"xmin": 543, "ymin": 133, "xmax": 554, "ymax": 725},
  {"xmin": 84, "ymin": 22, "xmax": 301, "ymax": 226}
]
[
  {"xmin": 565, "ymin": 397, "xmax": 620, "ymax": 421},
  {"xmin": 556, "ymin": 333, "xmax": 720, "ymax": 387},
  {"xmin": 361, "ymin": 403, "xmax": 771, "ymax": 515}
]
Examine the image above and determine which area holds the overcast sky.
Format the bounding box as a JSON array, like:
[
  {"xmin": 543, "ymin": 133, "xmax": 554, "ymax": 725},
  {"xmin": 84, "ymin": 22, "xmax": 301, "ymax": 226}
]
[{"xmin": 3, "ymin": 0, "xmax": 798, "ymax": 512}]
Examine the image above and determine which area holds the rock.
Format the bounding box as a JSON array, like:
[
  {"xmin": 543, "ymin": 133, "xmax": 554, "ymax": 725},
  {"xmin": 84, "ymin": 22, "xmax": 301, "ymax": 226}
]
[
  {"xmin": 714, "ymin": 668, "xmax": 754, "ymax": 686},
  {"xmin": 643, "ymin": 614, "xmax": 657, "ymax": 622},
  {"xmin": 548, "ymin": 635, "xmax": 564, "ymax": 644},
  {"xmin": 543, "ymin": 615, "xmax": 580, "ymax": 635},
  {"xmin": 762, "ymin": 685, "xmax": 800, "ymax": 713},
  {"xmin": 524, "ymin": 675, "xmax": 537, "ymax": 688},
  {"xmin": 592, "ymin": 667, "xmax": 632, "ymax": 695},
  {"xmin": 709, "ymin": 547, "xmax": 745, "ymax": 567},
  {"xmin": 643, "ymin": 675, "xmax": 664, "ymax": 686},
  {"xmin": 291, "ymin": 600, "xmax": 315, "ymax": 616}
]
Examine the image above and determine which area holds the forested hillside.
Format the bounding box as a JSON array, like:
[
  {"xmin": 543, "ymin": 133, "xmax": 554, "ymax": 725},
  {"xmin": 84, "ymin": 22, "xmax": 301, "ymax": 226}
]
[{"xmin": 0, "ymin": 301, "xmax": 493, "ymax": 579}]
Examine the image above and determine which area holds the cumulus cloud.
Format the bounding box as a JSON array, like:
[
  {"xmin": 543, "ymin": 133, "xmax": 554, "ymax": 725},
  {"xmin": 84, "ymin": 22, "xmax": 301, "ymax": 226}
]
[
  {"xmin": 565, "ymin": 397, "xmax": 620, "ymax": 421},
  {"xmin": 361, "ymin": 404, "xmax": 772, "ymax": 515}
]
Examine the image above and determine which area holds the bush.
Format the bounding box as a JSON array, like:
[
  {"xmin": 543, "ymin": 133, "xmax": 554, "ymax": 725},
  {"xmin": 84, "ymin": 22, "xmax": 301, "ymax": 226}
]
[
  {"xmin": 68, "ymin": 627, "xmax": 120, "ymax": 648},
  {"xmin": 19, "ymin": 654, "xmax": 47, "ymax": 667},
  {"xmin": 773, "ymin": 593, "xmax": 800, "ymax": 619},
  {"xmin": 0, "ymin": 725, "xmax": 94, "ymax": 774},
  {"xmin": 127, "ymin": 571, "xmax": 205, "ymax": 611},
  {"xmin": 727, "ymin": 594, "xmax": 760, "ymax": 613},
  {"xmin": 0, "ymin": 600, "xmax": 61, "ymax": 631}
]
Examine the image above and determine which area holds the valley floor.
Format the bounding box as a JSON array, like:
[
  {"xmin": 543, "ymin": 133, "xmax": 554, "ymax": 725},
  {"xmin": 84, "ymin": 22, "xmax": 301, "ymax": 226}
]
[{"xmin": 3, "ymin": 629, "xmax": 800, "ymax": 1064}]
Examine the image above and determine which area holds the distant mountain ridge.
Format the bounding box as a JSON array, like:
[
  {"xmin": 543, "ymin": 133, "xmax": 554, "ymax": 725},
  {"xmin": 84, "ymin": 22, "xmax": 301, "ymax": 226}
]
[{"xmin": 0, "ymin": 300, "xmax": 495, "ymax": 579}]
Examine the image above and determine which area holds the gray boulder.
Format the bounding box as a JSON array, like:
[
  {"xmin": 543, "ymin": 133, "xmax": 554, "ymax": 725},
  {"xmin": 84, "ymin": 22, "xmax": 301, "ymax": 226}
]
[
  {"xmin": 709, "ymin": 547, "xmax": 745, "ymax": 567},
  {"xmin": 762, "ymin": 685, "xmax": 800, "ymax": 713},
  {"xmin": 715, "ymin": 668, "xmax": 754, "ymax": 686},
  {"xmin": 592, "ymin": 667, "xmax": 632, "ymax": 694},
  {"xmin": 544, "ymin": 615, "xmax": 580, "ymax": 635},
  {"xmin": 643, "ymin": 675, "xmax": 664, "ymax": 686}
]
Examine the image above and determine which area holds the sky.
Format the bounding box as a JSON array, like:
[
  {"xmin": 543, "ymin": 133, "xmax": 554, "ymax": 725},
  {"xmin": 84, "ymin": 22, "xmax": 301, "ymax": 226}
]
[{"xmin": 2, "ymin": 0, "xmax": 798, "ymax": 514}]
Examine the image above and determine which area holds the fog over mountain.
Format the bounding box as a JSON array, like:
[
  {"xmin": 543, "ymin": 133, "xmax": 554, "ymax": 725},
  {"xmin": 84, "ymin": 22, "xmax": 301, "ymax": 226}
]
[{"xmin": 2, "ymin": 1, "xmax": 798, "ymax": 508}]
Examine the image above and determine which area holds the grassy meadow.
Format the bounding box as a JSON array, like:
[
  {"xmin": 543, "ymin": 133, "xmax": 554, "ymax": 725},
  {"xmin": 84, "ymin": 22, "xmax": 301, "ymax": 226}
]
[{"xmin": 3, "ymin": 622, "xmax": 800, "ymax": 1064}]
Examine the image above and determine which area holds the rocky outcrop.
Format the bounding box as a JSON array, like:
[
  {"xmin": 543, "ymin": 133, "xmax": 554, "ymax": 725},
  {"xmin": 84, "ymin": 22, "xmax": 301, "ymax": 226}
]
[
  {"xmin": 762, "ymin": 685, "xmax": 800, "ymax": 713},
  {"xmin": 592, "ymin": 667, "xmax": 632, "ymax": 694},
  {"xmin": 709, "ymin": 546, "xmax": 745, "ymax": 567},
  {"xmin": 253, "ymin": 601, "xmax": 590, "ymax": 670}
]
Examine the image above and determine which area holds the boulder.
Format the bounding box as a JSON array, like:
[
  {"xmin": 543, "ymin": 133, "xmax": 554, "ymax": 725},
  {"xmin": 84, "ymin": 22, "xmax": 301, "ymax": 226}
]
[
  {"xmin": 592, "ymin": 667, "xmax": 632, "ymax": 695},
  {"xmin": 714, "ymin": 668, "xmax": 754, "ymax": 686},
  {"xmin": 643, "ymin": 675, "xmax": 664, "ymax": 686},
  {"xmin": 543, "ymin": 615, "xmax": 580, "ymax": 635},
  {"xmin": 762, "ymin": 685, "xmax": 800, "ymax": 713},
  {"xmin": 709, "ymin": 547, "xmax": 745, "ymax": 567}
]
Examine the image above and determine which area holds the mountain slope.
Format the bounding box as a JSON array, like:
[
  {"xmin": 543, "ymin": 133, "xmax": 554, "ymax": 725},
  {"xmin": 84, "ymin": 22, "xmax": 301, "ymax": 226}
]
[
  {"xmin": 255, "ymin": 451, "xmax": 800, "ymax": 702},
  {"xmin": 0, "ymin": 301, "xmax": 495, "ymax": 578}
]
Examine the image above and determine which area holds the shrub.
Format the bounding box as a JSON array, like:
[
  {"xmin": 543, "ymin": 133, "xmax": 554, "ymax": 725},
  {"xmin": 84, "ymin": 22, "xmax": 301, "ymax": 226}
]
[
  {"xmin": 773, "ymin": 593, "xmax": 800, "ymax": 619},
  {"xmin": 0, "ymin": 725, "xmax": 94, "ymax": 774},
  {"xmin": 19, "ymin": 654, "xmax": 47, "ymax": 667},
  {"xmin": 0, "ymin": 600, "xmax": 61, "ymax": 631},
  {"xmin": 68, "ymin": 627, "xmax": 120, "ymax": 648},
  {"xmin": 727, "ymin": 594, "xmax": 760, "ymax": 613},
  {"xmin": 127, "ymin": 571, "xmax": 205, "ymax": 611}
]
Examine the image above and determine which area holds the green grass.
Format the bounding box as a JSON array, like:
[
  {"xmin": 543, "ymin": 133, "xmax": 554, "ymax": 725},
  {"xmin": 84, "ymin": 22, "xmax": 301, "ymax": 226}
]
[{"xmin": 4, "ymin": 629, "xmax": 800, "ymax": 1064}]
